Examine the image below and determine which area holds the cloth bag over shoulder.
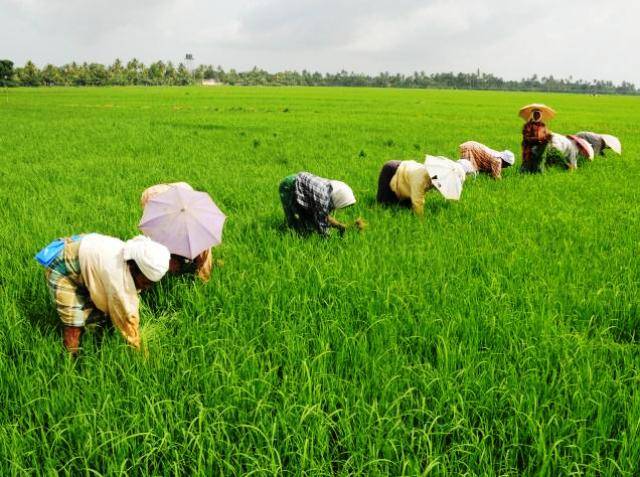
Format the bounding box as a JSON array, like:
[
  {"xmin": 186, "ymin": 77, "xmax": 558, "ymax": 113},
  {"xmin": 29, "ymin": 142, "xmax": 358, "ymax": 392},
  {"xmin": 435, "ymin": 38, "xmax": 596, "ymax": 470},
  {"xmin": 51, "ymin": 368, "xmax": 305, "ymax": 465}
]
[{"xmin": 35, "ymin": 235, "xmax": 82, "ymax": 267}]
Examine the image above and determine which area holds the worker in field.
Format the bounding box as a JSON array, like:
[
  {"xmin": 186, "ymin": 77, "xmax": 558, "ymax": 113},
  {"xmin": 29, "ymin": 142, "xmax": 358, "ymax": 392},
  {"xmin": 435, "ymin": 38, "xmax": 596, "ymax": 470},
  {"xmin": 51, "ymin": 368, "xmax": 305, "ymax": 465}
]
[
  {"xmin": 519, "ymin": 104, "xmax": 554, "ymax": 173},
  {"xmin": 376, "ymin": 159, "xmax": 433, "ymax": 215},
  {"xmin": 545, "ymin": 133, "xmax": 594, "ymax": 169},
  {"xmin": 35, "ymin": 234, "xmax": 170, "ymax": 354},
  {"xmin": 377, "ymin": 156, "xmax": 466, "ymax": 213},
  {"xmin": 574, "ymin": 132, "xmax": 622, "ymax": 157},
  {"xmin": 457, "ymin": 141, "xmax": 515, "ymax": 179},
  {"xmin": 278, "ymin": 172, "xmax": 364, "ymax": 235},
  {"xmin": 140, "ymin": 182, "xmax": 214, "ymax": 282}
]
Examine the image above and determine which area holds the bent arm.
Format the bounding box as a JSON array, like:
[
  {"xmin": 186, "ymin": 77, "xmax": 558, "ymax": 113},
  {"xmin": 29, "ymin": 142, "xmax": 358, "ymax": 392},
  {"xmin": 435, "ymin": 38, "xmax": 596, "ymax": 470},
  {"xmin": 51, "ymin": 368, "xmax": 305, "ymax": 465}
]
[
  {"xmin": 411, "ymin": 195, "xmax": 425, "ymax": 216},
  {"xmin": 490, "ymin": 158, "xmax": 502, "ymax": 179},
  {"xmin": 410, "ymin": 173, "xmax": 430, "ymax": 216},
  {"xmin": 535, "ymin": 125, "xmax": 551, "ymax": 142},
  {"xmin": 109, "ymin": 292, "xmax": 141, "ymax": 349},
  {"xmin": 327, "ymin": 215, "xmax": 347, "ymax": 232}
]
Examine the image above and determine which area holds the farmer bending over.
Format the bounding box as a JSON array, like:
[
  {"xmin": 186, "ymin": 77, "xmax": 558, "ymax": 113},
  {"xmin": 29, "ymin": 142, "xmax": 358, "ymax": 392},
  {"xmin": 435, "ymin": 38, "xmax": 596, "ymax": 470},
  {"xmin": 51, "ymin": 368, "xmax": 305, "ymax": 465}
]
[
  {"xmin": 575, "ymin": 132, "xmax": 621, "ymax": 157},
  {"xmin": 279, "ymin": 172, "xmax": 363, "ymax": 235},
  {"xmin": 37, "ymin": 234, "xmax": 170, "ymax": 354},
  {"xmin": 457, "ymin": 141, "xmax": 515, "ymax": 179},
  {"xmin": 141, "ymin": 182, "xmax": 213, "ymax": 282},
  {"xmin": 545, "ymin": 133, "xmax": 594, "ymax": 170},
  {"xmin": 376, "ymin": 160, "xmax": 433, "ymax": 215}
]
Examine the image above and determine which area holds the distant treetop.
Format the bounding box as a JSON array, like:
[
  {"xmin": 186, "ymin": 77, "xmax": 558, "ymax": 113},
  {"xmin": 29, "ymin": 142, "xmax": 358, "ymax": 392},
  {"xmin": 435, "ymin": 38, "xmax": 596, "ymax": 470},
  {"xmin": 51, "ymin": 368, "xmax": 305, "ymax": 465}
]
[{"xmin": 3, "ymin": 59, "xmax": 637, "ymax": 95}]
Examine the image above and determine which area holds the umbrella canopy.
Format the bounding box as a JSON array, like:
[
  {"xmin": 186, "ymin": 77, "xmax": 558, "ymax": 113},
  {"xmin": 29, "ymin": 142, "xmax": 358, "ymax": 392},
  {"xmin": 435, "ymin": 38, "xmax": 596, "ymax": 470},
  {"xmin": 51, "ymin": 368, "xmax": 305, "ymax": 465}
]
[
  {"xmin": 424, "ymin": 155, "xmax": 466, "ymax": 201},
  {"xmin": 601, "ymin": 134, "xmax": 622, "ymax": 154},
  {"xmin": 519, "ymin": 103, "xmax": 556, "ymax": 122},
  {"xmin": 139, "ymin": 187, "xmax": 226, "ymax": 260}
]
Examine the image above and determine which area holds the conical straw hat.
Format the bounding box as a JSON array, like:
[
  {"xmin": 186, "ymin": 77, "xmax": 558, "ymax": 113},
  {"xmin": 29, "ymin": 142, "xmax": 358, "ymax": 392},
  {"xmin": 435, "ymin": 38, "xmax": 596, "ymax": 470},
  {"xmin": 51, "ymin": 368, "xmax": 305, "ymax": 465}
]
[{"xmin": 518, "ymin": 103, "xmax": 556, "ymax": 122}]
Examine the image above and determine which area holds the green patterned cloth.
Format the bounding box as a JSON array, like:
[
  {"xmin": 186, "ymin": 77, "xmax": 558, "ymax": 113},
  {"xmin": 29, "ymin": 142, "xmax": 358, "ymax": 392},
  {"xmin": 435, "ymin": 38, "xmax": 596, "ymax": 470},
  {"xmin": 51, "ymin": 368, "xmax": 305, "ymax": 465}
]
[
  {"xmin": 44, "ymin": 236, "xmax": 106, "ymax": 327},
  {"xmin": 279, "ymin": 173, "xmax": 334, "ymax": 235}
]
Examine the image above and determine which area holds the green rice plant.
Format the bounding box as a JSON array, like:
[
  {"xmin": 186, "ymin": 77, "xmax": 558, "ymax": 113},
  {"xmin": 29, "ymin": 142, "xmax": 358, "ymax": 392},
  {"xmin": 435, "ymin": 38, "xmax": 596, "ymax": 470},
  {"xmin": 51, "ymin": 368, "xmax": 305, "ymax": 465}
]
[{"xmin": 0, "ymin": 86, "xmax": 639, "ymax": 475}]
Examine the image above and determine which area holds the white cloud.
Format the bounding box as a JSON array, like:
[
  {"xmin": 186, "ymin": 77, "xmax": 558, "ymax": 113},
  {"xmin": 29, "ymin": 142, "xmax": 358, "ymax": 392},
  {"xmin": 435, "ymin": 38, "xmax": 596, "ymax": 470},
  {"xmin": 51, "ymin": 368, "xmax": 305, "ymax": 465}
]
[
  {"xmin": 347, "ymin": 1, "xmax": 492, "ymax": 53},
  {"xmin": 0, "ymin": 0, "xmax": 638, "ymax": 84}
]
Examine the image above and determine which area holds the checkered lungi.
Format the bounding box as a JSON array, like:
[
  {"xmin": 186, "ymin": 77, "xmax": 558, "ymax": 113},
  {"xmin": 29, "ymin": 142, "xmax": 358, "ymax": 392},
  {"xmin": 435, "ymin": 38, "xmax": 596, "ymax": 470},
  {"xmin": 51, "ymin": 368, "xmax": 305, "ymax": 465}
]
[{"xmin": 44, "ymin": 236, "xmax": 105, "ymax": 327}]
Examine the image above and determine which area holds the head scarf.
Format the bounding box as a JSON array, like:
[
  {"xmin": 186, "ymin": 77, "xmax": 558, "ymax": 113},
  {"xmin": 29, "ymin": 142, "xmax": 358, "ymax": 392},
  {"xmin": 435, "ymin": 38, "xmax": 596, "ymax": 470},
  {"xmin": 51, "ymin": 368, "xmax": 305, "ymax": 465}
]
[
  {"xmin": 456, "ymin": 159, "xmax": 477, "ymax": 176},
  {"xmin": 329, "ymin": 180, "xmax": 356, "ymax": 209},
  {"xmin": 123, "ymin": 235, "xmax": 170, "ymax": 282},
  {"xmin": 499, "ymin": 150, "xmax": 515, "ymax": 167}
]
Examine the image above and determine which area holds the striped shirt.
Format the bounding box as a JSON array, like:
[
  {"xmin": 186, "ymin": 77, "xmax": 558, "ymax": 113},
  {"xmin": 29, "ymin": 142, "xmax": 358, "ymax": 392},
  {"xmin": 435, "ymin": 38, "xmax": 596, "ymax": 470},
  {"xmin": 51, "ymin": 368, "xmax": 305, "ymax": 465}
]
[{"xmin": 459, "ymin": 141, "xmax": 503, "ymax": 179}]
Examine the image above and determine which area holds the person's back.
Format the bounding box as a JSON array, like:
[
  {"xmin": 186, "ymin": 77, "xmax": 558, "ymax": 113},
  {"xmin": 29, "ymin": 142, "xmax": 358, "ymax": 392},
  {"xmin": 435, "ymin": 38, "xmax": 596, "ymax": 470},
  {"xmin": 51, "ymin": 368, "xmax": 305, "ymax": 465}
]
[
  {"xmin": 279, "ymin": 172, "xmax": 360, "ymax": 235},
  {"xmin": 547, "ymin": 134, "xmax": 593, "ymax": 170},
  {"xmin": 37, "ymin": 233, "xmax": 170, "ymax": 353},
  {"xmin": 389, "ymin": 160, "xmax": 432, "ymax": 215},
  {"xmin": 140, "ymin": 182, "xmax": 193, "ymax": 208},
  {"xmin": 79, "ymin": 234, "xmax": 139, "ymax": 332},
  {"xmin": 548, "ymin": 134, "xmax": 578, "ymax": 169},
  {"xmin": 575, "ymin": 132, "xmax": 606, "ymax": 156},
  {"xmin": 459, "ymin": 141, "xmax": 514, "ymax": 179}
]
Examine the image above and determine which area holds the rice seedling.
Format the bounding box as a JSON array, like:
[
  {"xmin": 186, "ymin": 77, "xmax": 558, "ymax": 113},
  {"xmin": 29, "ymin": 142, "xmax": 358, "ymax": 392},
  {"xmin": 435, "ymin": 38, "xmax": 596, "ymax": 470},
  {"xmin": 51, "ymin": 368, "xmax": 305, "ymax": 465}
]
[{"xmin": 1, "ymin": 86, "xmax": 639, "ymax": 475}]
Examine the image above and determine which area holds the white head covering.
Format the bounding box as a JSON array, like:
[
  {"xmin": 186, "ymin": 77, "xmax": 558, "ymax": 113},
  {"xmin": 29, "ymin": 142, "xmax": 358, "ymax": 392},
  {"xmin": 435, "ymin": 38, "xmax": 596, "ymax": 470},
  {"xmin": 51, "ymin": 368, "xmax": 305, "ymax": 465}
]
[
  {"xmin": 500, "ymin": 150, "xmax": 515, "ymax": 166},
  {"xmin": 123, "ymin": 235, "xmax": 170, "ymax": 282},
  {"xmin": 456, "ymin": 159, "xmax": 477, "ymax": 176},
  {"xmin": 329, "ymin": 180, "xmax": 356, "ymax": 209}
]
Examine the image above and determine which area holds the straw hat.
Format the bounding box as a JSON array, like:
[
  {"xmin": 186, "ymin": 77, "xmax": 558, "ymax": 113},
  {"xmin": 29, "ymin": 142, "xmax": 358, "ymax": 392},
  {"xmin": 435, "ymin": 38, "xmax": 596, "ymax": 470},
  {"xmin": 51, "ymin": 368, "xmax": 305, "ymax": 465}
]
[{"xmin": 518, "ymin": 103, "xmax": 556, "ymax": 122}]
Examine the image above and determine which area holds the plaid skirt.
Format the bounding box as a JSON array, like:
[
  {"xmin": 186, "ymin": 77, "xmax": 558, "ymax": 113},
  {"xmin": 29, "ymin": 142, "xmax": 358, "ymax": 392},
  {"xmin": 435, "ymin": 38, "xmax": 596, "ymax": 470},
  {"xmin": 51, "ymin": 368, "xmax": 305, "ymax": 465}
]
[{"xmin": 44, "ymin": 237, "xmax": 105, "ymax": 327}]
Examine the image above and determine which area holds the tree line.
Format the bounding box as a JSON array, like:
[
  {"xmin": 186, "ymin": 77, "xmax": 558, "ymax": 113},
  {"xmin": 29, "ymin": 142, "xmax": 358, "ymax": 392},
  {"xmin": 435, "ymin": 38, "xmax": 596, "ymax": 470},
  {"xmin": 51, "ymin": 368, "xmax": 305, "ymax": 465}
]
[{"xmin": 0, "ymin": 59, "xmax": 637, "ymax": 95}]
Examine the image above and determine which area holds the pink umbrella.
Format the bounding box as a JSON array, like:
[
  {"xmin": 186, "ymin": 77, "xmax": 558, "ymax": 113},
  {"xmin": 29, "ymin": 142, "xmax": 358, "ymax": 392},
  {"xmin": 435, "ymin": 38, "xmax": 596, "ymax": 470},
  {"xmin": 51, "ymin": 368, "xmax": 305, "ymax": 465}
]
[{"xmin": 139, "ymin": 187, "xmax": 226, "ymax": 259}]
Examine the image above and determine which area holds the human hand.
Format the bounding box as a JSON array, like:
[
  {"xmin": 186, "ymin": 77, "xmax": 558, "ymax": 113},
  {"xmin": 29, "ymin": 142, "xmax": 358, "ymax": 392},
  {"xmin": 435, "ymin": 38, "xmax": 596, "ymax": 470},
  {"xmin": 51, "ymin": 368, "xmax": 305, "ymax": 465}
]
[{"xmin": 354, "ymin": 218, "xmax": 367, "ymax": 231}]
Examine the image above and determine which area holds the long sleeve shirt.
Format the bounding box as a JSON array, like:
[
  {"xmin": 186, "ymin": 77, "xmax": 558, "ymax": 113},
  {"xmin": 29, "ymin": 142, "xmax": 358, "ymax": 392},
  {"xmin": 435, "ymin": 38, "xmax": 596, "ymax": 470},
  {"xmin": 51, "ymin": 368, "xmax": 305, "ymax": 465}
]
[
  {"xmin": 389, "ymin": 160, "xmax": 432, "ymax": 215},
  {"xmin": 459, "ymin": 141, "xmax": 503, "ymax": 179},
  {"xmin": 79, "ymin": 234, "xmax": 141, "ymax": 348}
]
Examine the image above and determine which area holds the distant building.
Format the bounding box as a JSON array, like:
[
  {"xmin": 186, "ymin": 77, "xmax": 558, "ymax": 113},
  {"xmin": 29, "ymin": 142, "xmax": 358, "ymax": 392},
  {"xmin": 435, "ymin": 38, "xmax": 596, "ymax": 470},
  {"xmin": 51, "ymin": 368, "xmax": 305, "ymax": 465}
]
[{"xmin": 201, "ymin": 78, "xmax": 222, "ymax": 86}]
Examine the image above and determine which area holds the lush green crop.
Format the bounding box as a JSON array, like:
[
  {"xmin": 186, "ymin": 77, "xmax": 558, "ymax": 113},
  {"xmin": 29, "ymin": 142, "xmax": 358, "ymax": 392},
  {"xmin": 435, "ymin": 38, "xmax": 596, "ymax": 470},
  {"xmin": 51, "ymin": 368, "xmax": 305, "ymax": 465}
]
[{"xmin": 1, "ymin": 86, "xmax": 639, "ymax": 475}]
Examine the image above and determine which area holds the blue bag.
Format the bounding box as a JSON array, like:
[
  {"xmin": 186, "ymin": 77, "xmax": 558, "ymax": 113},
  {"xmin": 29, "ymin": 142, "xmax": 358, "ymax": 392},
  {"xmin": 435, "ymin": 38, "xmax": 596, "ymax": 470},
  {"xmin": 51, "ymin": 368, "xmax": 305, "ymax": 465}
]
[{"xmin": 35, "ymin": 235, "xmax": 82, "ymax": 267}]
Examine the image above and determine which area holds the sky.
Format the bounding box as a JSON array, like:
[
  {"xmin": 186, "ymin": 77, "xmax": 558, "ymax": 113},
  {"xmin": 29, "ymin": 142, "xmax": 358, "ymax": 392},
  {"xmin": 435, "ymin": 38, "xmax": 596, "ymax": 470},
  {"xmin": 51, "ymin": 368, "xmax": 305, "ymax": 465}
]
[{"xmin": 1, "ymin": 0, "xmax": 638, "ymax": 84}]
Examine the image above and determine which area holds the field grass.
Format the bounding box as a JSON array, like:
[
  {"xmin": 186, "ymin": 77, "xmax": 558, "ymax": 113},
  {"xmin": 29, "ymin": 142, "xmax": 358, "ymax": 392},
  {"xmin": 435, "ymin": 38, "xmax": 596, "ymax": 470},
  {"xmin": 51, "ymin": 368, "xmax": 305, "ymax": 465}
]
[{"xmin": 1, "ymin": 85, "xmax": 640, "ymax": 475}]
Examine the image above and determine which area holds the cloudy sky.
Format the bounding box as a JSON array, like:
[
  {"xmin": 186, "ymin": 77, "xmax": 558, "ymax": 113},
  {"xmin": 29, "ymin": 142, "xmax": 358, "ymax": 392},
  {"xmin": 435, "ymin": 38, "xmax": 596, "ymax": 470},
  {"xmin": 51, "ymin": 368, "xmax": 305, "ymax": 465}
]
[{"xmin": 2, "ymin": 0, "xmax": 638, "ymax": 84}]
